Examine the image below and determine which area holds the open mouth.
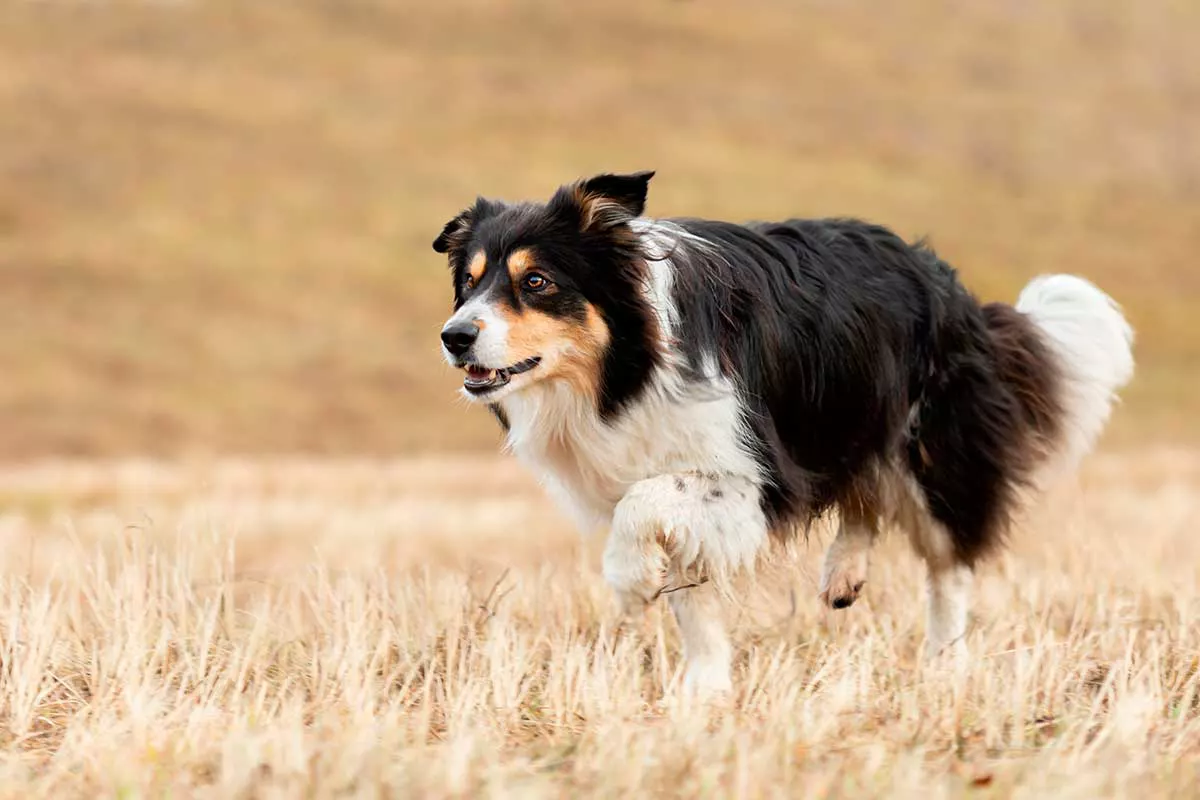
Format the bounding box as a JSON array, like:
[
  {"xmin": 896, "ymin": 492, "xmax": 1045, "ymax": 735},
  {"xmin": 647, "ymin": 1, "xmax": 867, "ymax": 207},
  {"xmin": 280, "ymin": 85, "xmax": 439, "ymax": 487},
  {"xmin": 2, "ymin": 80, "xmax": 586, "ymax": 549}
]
[{"xmin": 462, "ymin": 356, "xmax": 542, "ymax": 394}]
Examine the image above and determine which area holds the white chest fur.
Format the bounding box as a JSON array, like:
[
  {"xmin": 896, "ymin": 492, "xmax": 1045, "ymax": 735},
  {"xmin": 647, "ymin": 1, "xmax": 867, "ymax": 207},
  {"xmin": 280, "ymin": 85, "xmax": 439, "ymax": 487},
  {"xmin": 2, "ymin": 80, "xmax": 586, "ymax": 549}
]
[{"xmin": 499, "ymin": 369, "xmax": 762, "ymax": 534}]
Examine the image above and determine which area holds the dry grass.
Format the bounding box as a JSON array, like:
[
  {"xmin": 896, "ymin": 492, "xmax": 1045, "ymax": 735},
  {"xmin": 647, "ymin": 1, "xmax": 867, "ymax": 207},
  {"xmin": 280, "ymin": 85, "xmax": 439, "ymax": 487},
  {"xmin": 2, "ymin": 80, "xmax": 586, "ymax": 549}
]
[
  {"xmin": 1, "ymin": 450, "xmax": 1199, "ymax": 796},
  {"xmin": 1, "ymin": 0, "xmax": 1198, "ymax": 456}
]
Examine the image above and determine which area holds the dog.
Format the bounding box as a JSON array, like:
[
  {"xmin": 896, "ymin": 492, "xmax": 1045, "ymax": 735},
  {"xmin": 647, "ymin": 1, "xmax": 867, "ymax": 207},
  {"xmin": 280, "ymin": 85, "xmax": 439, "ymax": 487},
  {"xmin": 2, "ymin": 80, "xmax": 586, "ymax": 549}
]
[{"xmin": 434, "ymin": 171, "xmax": 1134, "ymax": 696}]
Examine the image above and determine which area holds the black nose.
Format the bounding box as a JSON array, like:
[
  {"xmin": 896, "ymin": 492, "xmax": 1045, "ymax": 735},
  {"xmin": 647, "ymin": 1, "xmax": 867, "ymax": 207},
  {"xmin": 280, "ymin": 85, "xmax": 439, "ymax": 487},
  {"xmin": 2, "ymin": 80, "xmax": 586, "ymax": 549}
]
[{"xmin": 441, "ymin": 321, "xmax": 479, "ymax": 357}]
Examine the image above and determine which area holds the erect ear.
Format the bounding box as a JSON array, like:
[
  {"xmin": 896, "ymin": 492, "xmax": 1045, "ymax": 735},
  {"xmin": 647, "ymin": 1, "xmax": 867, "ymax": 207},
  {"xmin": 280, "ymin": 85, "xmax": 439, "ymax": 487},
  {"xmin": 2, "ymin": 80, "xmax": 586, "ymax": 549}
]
[
  {"xmin": 551, "ymin": 170, "xmax": 655, "ymax": 232},
  {"xmin": 431, "ymin": 197, "xmax": 500, "ymax": 254}
]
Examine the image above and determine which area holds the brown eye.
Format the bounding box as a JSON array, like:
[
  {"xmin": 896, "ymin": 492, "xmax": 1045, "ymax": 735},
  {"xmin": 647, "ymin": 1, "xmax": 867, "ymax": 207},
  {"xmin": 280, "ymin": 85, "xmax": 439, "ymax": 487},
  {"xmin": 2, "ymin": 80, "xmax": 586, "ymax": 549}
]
[
  {"xmin": 464, "ymin": 275, "xmax": 476, "ymax": 290},
  {"xmin": 522, "ymin": 272, "xmax": 549, "ymax": 292}
]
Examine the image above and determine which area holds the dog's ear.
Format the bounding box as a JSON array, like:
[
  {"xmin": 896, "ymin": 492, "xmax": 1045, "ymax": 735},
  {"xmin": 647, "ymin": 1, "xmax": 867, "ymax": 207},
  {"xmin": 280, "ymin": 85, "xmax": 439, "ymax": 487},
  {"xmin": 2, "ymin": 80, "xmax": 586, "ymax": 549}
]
[
  {"xmin": 432, "ymin": 210, "xmax": 471, "ymax": 254},
  {"xmin": 432, "ymin": 198, "xmax": 500, "ymax": 254},
  {"xmin": 551, "ymin": 170, "xmax": 655, "ymax": 232}
]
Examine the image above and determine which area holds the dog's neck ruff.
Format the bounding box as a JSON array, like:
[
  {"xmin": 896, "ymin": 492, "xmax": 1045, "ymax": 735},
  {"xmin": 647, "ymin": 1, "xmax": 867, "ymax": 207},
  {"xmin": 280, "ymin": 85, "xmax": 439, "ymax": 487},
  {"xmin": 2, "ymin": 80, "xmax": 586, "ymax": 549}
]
[
  {"xmin": 496, "ymin": 221, "xmax": 762, "ymax": 534},
  {"xmin": 500, "ymin": 367, "xmax": 761, "ymax": 534}
]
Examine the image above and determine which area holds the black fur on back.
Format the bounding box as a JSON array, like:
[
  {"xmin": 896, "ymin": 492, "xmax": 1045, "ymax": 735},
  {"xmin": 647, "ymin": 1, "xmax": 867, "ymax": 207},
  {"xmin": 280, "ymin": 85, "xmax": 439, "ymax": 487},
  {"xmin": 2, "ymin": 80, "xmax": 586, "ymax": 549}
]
[{"xmin": 665, "ymin": 217, "xmax": 1064, "ymax": 566}]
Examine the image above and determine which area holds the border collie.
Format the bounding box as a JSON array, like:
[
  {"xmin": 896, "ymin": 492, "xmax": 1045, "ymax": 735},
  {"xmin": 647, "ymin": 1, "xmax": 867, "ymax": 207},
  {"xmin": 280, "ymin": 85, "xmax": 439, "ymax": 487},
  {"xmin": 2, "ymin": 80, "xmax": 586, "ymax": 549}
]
[{"xmin": 434, "ymin": 171, "xmax": 1134, "ymax": 696}]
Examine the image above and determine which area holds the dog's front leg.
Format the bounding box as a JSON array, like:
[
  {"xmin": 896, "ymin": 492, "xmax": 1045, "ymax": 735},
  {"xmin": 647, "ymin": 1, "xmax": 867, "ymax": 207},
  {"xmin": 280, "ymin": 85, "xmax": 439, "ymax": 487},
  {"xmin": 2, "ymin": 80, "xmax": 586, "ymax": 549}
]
[
  {"xmin": 602, "ymin": 472, "xmax": 766, "ymax": 697},
  {"xmin": 665, "ymin": 579, "xmax": 733, "ymax": 696}
]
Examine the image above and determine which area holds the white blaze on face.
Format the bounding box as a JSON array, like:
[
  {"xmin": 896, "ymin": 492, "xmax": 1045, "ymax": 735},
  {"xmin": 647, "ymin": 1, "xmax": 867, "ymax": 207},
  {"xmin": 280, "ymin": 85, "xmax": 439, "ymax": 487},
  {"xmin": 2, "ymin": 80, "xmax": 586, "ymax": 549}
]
[{"xmin": 441, "ymin": 294, "xmax": 511, "ymax": 367}]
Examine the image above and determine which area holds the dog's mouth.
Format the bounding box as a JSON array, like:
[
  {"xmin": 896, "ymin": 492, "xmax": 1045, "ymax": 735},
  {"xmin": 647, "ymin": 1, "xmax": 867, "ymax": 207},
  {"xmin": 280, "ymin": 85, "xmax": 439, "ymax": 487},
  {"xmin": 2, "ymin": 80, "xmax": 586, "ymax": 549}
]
[{"xmin": 462, "ymin": 356, "xmax": 542, "ymax": 395}]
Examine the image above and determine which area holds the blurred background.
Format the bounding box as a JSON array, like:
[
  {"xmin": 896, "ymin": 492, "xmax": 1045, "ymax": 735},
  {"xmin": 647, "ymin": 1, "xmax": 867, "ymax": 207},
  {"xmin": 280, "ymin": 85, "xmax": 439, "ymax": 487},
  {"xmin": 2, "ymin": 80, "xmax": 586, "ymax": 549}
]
[{"xmin": 3, "ymin": 0, "xmax": 1197, "ymax": 460}]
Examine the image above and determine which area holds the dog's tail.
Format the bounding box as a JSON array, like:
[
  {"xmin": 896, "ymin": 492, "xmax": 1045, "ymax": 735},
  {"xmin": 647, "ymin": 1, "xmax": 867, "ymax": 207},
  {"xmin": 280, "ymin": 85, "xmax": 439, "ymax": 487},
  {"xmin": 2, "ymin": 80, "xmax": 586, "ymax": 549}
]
[{"xmin": 985, "ymin": 274, "xmax": 1134, "ymax": 478}]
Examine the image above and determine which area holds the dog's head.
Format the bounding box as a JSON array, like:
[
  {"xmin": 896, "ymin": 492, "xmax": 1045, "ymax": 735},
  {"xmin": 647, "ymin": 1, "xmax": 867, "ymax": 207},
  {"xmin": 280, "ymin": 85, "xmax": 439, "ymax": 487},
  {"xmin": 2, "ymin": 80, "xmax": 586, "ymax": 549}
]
[{"xmin": 434, "ymin": 171, "xmax": 660, "ymax": 409}]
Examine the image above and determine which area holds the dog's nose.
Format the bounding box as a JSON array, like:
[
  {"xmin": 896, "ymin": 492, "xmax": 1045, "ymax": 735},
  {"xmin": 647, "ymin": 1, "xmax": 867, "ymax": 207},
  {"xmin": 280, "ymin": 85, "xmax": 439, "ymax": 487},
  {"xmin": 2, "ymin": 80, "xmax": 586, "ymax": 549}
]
[{"xmin": 440, "ymin": 321, "xmax": 479, "ymax": 357}]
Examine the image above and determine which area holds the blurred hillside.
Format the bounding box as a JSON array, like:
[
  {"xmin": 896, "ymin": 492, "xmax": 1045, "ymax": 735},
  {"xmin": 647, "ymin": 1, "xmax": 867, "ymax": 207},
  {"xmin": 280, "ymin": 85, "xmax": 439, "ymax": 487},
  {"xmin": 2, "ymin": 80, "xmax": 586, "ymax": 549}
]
[{"xmin": 2, "ymin": 0, "xmax": 1197, "ymax": 458}]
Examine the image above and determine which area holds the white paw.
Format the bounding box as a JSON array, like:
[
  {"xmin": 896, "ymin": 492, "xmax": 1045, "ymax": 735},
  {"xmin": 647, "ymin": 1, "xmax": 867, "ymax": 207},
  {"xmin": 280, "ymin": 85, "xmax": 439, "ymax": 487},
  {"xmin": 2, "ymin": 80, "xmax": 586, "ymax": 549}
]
[{"xmin": 682, "ymin": 662, "xmax": 733, "ymax": 700}]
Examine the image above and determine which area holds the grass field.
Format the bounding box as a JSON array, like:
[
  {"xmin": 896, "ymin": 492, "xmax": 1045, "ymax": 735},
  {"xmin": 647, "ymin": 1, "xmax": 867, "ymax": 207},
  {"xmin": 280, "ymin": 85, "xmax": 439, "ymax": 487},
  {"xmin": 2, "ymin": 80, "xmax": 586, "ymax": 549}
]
[{"xmin": 0, "ymin": 450, "xmax": 1198, "ymax": 796}]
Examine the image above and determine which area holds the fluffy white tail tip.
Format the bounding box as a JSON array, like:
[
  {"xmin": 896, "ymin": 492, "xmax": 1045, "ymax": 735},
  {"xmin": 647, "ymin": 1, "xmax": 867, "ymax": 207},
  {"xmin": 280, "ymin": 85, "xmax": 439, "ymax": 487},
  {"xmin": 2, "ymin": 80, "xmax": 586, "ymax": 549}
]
[{"xmin": 1016, "ymin": 274, "xmax": 1135, "ymax": 469}]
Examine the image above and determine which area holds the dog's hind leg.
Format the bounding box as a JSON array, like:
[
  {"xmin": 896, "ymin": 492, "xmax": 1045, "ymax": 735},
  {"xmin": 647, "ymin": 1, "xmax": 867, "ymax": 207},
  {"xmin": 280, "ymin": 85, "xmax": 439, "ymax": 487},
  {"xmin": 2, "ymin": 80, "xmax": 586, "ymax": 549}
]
[
  {"xmin": 819, "ymin": 514, "xmax": 876, "ymax": 610},
  {"xmin": 922, "ymin": 557, "xmax": 973, "ymax": 661},
  {"xmin": 820, "ymin": 478, "xmax": 884, "ymax": 610},
  {"xmin": 880, "ymin": 465, "xmax": 977, "ymax": 661},
  {"xmin": 900, "ymin": 485, "xmax": 974, "ymax": 662}
]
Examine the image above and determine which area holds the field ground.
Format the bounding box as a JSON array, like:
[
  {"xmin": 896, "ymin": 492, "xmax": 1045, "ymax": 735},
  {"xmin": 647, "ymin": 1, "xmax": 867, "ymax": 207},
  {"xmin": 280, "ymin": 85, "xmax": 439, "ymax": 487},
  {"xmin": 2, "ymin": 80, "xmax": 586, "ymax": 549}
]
[{"xmin": 1, "ymin": 449, "xmax": 1199, "ymax": 796}]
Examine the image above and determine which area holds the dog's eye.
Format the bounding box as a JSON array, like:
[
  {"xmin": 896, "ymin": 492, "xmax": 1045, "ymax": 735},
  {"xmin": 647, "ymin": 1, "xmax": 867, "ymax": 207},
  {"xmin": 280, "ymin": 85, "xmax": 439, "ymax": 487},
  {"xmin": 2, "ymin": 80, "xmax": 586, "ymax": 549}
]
[
  {"xmin": 463, "ymin": 276, "xmax": 476, "ymax": 291},
  {"xmin": 521, "ymin": 273, "xmax": 550, "ymax": 293}
]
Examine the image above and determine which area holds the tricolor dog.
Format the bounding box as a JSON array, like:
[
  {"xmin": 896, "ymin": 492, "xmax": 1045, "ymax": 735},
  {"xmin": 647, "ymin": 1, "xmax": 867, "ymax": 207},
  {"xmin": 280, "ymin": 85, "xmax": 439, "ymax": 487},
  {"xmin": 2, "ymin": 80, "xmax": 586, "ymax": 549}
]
[{"xmin": 434, "ymin": 171, "xmax": 1134, "ymax": 696}]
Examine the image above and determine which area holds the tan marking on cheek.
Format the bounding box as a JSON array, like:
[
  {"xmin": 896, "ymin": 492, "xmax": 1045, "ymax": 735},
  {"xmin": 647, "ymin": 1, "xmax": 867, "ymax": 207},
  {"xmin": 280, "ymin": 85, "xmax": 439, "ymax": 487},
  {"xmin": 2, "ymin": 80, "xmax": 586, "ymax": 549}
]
[
  {"xmin": 545, "ymin": 303, "xmax": 611, "ymax": 398},
  {"xmin": 504, "ymin": 308, "xmax": 566, "ymax": 361},
  {"xmin": 466, "ymin": 250, "xmax": 487, "ymax": 285},
  {"xmin": 499, "ymin": 300, "xmax": 611, "ymax": 398},
  {"xmin": 556, "ymin": 362, "xmax": 603, "ymax": 399},
  {"xmin": 582, "ymin": 303, "xmax": 611, "ymax": 349}
]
